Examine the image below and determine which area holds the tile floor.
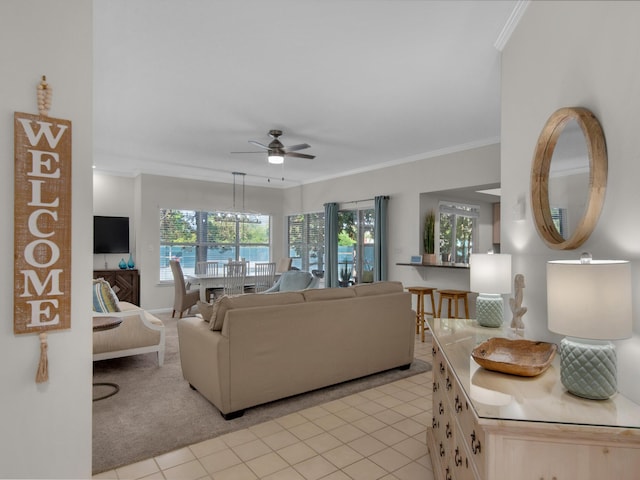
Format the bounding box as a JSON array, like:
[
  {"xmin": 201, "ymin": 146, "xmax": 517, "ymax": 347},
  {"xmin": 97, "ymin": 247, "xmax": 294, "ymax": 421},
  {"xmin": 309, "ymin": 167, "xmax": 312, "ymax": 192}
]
[{"xmin": 93, "ymin": 333, "xmax": 435, "ymax": 480}]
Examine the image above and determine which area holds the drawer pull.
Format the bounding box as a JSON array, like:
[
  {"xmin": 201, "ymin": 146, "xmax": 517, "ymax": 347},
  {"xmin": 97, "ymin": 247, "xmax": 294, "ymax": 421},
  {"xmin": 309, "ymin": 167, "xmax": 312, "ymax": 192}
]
[
  {"xmin": 439, "ymin": 401, "xmax": 444, "ymax": 415},
  {"xmin": 432, "ymin": 346, "xmax": 436, "ymax": 356},
  {"xmin": 433, "ymin": 381, "xmax": 439, "ymax": 392},
  {"xmin": 445, "ymin": 467, "xmax": 452, "ymax": 480},
  {"xmin": 454, "ymin": 447, "xmax": 462, "ymax": 466},
  {"xmin": 439, "ymin": 442, "xmax": 445, "ymax": 457},
  {"xmin": 455, "ymin": 395, "xmax": 463, "ymax": 413},
  {"xmin": 432, "ymin": 416, "xmax": 440, "ymax": 429},
  {"xmin": 446, "ymin": 376, "xmax": 452, "ymax": 391},
  {"xmin": 471, "ymin": 430, "xmax": 482, "ymax": 454},
  {"xmin": 445, "ymin": 422, "xmax": 452, "ymax": 438},
  {"xmin": 440, "ymin": 362, "xmax": 445, "ymax": 374}
]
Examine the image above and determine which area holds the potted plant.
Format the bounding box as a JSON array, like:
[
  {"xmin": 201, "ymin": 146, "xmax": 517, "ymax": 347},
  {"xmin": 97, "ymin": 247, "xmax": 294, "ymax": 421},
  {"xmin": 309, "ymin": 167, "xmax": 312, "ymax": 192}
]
[
  {"xmin": 423, "ymin": 209, "xmax": 437, "ymax": 264},
  {"xmin": 339, "ymin": 259, "xmax": 352, "ymax": 287}
]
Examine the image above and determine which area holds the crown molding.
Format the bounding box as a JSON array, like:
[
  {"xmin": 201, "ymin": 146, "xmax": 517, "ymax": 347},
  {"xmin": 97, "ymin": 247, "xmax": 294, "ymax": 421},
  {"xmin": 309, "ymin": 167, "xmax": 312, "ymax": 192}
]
[{"xmin": 494, "ymin": 0, "xmax": 530, "ymax": 52}]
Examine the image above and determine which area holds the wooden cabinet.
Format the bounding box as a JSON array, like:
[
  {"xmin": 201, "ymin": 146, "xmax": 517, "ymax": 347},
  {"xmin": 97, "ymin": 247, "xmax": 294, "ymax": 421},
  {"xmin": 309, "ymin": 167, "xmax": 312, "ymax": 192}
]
[
  {"xmin": 93, "ymin": 269, "xmax": 140, "ymax": 305},
  {"xmin": 427, "ymin": 318, "xmax": 640, "ymax": 480}
]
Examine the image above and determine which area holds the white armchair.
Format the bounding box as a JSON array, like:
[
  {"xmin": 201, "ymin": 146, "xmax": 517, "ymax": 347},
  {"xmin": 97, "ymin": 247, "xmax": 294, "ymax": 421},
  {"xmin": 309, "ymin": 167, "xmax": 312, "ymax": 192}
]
[
  {"xmin": 93, "ymin": 302, "xmax": 166, "ymax": 366},
  {"xmin": 263, "ymin": 270, "xmax": 320, "ymax": 293}
]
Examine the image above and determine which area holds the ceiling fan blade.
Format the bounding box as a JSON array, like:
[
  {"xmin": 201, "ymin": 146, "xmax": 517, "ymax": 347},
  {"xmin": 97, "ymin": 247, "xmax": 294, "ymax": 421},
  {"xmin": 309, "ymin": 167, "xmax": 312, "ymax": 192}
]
[
  {"xmin": 284, "ymin": 143, "xmax": 311, "ymax": 152},
  {"xmin": 248, "ymin": 140, "xmax": 269, "ymax": 150},
  {"xmin": 285, "ymin": 152, "xmax": 315, "ymax": 160}
]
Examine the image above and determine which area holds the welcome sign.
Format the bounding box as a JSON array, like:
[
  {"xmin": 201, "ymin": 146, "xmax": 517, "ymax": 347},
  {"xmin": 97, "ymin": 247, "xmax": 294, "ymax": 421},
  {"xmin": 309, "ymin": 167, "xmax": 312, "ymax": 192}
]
[{"xmin": 14, "ymin": 112, "xmax": 72, "ymax": 335}]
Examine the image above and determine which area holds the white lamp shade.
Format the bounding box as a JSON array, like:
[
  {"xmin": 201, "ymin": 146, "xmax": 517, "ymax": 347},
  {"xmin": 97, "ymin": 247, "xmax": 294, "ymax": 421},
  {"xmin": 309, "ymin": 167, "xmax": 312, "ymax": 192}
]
[
  {"xmin": 469, "ymin": 253, "xmax": 512, "ymax": 294},
  {"xmin": 547, "ymin": 260, "xmax": 632, "ymax": 340}
]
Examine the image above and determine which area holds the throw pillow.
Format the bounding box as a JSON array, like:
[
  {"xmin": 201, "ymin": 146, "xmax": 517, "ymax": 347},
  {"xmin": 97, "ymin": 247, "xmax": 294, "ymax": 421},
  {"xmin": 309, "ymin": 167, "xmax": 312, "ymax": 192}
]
[
  {"xmin": 209, "ymin": 295, "xmax": 229, "ymax": 331},
  {"xmin": 92, "ymin": 278, "xmax": 121, "ymax": 312},
  {"xmin": 197, "ymin": 300, "xmax": 214, "ymax": 322}
]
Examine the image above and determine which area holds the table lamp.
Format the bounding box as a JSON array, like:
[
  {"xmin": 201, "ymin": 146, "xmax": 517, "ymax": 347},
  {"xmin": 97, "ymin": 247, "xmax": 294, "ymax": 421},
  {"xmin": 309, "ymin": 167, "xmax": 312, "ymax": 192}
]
[
  {"xmin": 547, "ymin": 256, "xmax": 632, "ymax": 400},
  {"xmin": 469, "ymin": 253, "xmax": 512, "ymax": 328}
]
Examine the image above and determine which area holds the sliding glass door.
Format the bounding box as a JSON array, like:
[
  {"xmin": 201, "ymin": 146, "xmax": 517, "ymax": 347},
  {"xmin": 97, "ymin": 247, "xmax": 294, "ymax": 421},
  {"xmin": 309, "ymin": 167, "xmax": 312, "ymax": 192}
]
[{"xmin": 338, "ymin": 207, "xmax": 375, "ymax": 285}]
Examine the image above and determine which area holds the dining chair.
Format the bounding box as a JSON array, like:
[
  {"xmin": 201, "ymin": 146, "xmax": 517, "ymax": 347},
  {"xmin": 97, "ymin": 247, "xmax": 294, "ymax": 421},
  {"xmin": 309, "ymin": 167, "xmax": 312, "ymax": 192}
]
[
  {"xmin": 275, "ymin": 257, "xmax": 292, "ymax": 274},
  {"xmin": 196, "ymin": 261, "xmax": 219, "ymax": 276},
  {"xmin": 196, "ymin": 261, "xmax": 221, "ymax": 301},
  {"xmin": 223, "ymin": 261, "xmax": 246, "ymax": 296},
  {"xmin": 169, "ymin": 260, "xmax": 200, "ymax": 318},
  {"xmin": 252, "ymin": 262, "xmax": 276, "ymax": 293}
]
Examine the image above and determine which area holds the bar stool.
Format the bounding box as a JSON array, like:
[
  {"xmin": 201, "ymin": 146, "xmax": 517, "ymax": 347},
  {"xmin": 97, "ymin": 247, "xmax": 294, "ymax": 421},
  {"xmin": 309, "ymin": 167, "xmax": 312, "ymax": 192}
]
[
  {"xmin": 406, "ymin": 286, "xmax": 437, "ymax": 342},
  {"xmin": 437, "ymin": 289, "xmax": 471, "ymax": 319}
]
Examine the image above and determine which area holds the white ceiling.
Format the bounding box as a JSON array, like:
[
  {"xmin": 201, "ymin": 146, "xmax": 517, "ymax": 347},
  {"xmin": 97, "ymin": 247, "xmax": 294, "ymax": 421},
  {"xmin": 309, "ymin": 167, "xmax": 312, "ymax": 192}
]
[{"xmin": 93, "ymin": 0, "xmax": 523, "ymax": 188}]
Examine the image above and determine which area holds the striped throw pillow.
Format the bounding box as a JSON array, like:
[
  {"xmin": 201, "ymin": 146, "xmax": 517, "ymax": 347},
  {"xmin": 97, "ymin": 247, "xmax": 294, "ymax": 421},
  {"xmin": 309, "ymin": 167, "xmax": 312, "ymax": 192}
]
[{"xmin": 92, "ymin": 278, "xmax": 121, "ymax": 312}]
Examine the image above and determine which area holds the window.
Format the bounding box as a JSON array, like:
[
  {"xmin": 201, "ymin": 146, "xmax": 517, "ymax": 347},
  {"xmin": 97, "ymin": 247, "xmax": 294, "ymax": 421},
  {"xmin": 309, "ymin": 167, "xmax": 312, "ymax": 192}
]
[
  {"xmin": 438, "ymin": 202, "xmax": 479, "ymax": 264},
  {"xmin": 550, "ymin": 207, "xmax": 567, "ymax": 237},
  {"xmin": 159, "ymin": 209, "xmax": 270, "ymax": 281},
  {"xmin": 287, "ymin": 213, "xmax": 325, "ymax": 272}
]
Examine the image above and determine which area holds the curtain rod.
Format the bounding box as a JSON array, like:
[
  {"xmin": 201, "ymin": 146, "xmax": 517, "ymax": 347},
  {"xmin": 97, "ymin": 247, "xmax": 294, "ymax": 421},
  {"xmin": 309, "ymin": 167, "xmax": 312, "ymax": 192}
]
[{"xmin": 339, "ymin": 196, "xmax": 385, "ymax": 205}]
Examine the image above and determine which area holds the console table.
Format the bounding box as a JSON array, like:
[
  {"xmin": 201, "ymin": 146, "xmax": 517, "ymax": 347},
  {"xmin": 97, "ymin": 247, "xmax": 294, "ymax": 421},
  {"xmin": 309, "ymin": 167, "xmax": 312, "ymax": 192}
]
[
  {"xmin": 427, "ymin": 317, "xmax": 640, "ymax": 480},
  {"xmin": 93, "ymin": 269, "xmax": 140, "ymax": 305}
]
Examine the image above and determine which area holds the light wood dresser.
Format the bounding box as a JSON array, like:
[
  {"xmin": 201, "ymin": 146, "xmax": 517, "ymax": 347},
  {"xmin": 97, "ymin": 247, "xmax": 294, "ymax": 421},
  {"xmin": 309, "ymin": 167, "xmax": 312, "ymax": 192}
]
[{"xmin": 427, "ymin": 318, "xmax": 640, "ymax": 480}]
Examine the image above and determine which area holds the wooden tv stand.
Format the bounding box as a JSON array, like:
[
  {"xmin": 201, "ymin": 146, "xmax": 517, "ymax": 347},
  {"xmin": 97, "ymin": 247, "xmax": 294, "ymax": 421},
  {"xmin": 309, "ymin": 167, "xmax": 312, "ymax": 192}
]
[
  {"xmin": 93, "ymin": 269, "xmax": 140, "ymax": 305},
  {"xmin": 427, "ymin": 317, "xmax": 640, "ymax": 480}
]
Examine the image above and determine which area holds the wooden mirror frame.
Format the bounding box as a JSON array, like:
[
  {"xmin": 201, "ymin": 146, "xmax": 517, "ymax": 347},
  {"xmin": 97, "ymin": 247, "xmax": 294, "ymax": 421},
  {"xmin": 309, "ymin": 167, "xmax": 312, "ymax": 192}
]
[{"xmin": 530, "ymin": 107, "xmax": 607, "ymax": 250}]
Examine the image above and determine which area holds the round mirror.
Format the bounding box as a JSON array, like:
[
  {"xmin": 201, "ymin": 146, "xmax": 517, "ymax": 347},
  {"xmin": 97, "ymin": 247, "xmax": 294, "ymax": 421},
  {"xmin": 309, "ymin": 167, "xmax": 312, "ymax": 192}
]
[{"xmin": 530, "ymin": 107, "xmax": 607, "ymax": 250}]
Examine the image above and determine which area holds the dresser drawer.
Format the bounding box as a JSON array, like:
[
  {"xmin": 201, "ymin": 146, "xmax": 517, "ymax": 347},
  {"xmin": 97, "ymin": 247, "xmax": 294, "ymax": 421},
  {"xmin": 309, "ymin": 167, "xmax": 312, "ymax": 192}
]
[
  {"xmin": 453, "ymin": 379, "xmax": 485, "ymax": 477},
  {"xmin": 451, "ymin": 424, "xmax": 477, "ymax": 480}
]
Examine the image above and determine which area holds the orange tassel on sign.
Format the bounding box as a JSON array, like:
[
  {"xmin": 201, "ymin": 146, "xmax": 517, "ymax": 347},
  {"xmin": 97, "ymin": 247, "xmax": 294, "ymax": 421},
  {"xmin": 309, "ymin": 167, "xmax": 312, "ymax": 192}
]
[{"xmin": 35, "ymin": 332, "xmax": 49, "ymax": 383}]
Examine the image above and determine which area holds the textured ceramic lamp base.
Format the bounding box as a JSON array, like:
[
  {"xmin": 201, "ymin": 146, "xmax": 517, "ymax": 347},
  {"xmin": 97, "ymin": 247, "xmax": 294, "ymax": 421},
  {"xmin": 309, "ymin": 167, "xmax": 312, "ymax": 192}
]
[
  {"xmin": 560, "ymin": 337, "xmax": 617, "ymax": 400},
  {"xmin": 476, "ymin": 294, "xmax": 503, "ymax": 328}
]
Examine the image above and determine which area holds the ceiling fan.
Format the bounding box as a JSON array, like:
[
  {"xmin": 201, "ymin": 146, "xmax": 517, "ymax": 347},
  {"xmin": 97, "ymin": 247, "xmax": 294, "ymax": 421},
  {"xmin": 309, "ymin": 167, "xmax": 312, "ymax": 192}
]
[{"xmin": 235, "ymin": 130, "xmax": 315, "ymax": 164}]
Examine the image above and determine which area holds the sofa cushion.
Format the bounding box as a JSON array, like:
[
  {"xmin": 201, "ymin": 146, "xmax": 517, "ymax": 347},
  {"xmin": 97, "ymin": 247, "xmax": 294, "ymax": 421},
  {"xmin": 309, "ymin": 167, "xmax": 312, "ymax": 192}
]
[
  {"xmin": 353, "ymin": 281, "xmax": 404, "ymax": 297},
  {"xmin": 92, "ymin": 278, "xmax": 121, "ymax": 312},
  {"xmin": 210, "ymin": 291, "xmax": 306, "ymax": 331},
  {"xmin": 303, "ymin": 287, "xmax": 356, "ymax": 302}
]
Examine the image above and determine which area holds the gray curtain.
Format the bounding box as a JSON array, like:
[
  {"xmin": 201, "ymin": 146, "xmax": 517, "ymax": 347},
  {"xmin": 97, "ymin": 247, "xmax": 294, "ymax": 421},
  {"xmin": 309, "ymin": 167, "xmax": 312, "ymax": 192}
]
[
  {"xmin": 324, "ymin": 202, "xmax": 339, "ymax": 287},
  {"xmin": 374, "ymin": 195, "xmax": 389, "ymax": 282}
]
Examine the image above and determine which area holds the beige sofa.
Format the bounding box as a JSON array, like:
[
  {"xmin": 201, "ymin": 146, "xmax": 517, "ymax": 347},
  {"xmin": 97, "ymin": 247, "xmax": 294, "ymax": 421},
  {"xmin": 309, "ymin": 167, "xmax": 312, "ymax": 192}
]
[
  {"xmin": 177, "ymin": 281, "xmax": 414, "ymax": 419},
  {"xmin": 93, "ymin": 302, "xmax": 166, "ymax": 366}
]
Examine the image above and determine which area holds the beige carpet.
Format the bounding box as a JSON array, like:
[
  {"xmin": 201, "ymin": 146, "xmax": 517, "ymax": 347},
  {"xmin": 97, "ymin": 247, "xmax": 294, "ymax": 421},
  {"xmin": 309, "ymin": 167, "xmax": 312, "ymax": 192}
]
[{"xmin": 92, "ymin": 312, "xmax": 431, "ymax": 474}]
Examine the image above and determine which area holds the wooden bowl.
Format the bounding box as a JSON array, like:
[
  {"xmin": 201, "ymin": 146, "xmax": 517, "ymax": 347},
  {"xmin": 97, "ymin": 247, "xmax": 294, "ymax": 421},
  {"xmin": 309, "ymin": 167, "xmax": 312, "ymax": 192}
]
[{"xmin": 471, "ymin": 337, "xmax": 558, "ymax": 377}]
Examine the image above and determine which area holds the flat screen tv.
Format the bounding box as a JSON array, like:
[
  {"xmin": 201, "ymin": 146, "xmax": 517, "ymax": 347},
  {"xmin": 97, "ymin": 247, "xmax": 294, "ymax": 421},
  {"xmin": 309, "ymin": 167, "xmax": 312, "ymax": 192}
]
[{"xmin": 93, "ymin": 216, "xmax": 130, "ymax": 254}]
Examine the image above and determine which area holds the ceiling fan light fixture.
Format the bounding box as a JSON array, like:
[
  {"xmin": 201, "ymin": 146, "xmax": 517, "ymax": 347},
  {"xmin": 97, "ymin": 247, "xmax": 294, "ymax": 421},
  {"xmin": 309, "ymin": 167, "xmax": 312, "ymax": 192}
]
[{"xmin": 268, "ymin": 153, "xmax": 284, "ymax": 164}]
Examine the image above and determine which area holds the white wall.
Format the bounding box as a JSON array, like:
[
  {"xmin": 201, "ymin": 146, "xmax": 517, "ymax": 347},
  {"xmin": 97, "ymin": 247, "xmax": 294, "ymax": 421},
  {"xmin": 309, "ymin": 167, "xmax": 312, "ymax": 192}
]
[
  {"xmin": 286, "ymin": 143, "xmax": 501, "ymax": 307},
  {"xmin": 501, "ymin": 1, "xmax": 640, "ymax": 401},
  {"xmin": 97, "ymin": 143, "xmax": 500, "ymax": 314},
  {"xmin": 0, "ymin": 1, "xmax": 93, "ymax": 477},
  {"xmin": 93, "ymin": 173, "xmax": 136, "ymax": 270},
  {"xmin": 95, "ymin": 174, "xmax": 286, "ymax": 309}
]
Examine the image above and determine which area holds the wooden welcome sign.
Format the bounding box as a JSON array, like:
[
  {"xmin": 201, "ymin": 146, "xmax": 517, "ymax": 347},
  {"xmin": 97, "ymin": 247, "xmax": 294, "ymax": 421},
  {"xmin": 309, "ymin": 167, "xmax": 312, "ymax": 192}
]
[{"xmin": 14, "ymin": 111, "xmax": 72, "ymax": 338}]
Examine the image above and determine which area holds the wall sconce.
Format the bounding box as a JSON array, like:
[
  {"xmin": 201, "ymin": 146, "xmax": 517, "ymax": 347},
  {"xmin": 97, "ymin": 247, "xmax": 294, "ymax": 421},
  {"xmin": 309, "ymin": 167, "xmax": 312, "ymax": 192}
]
[
  {"xmin": 513, "ymin": 196, "xmax": 526, "ymax": 221},
  {"xmin": 469, "ymin": 253, "xmax": 512, "ymax": 328},
  {"xmin": 547, "ymin": 255, "xmax": 632, "ymax": 399}
]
